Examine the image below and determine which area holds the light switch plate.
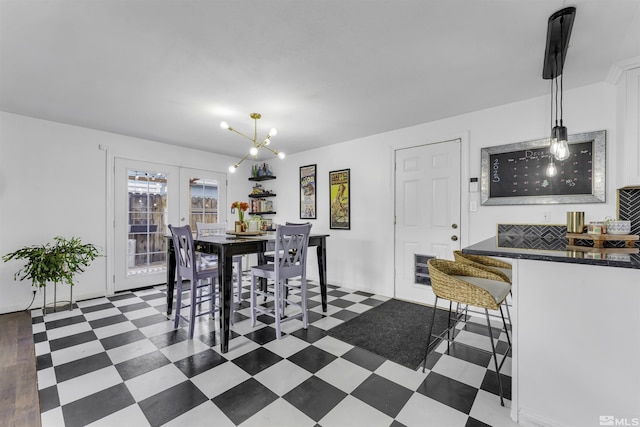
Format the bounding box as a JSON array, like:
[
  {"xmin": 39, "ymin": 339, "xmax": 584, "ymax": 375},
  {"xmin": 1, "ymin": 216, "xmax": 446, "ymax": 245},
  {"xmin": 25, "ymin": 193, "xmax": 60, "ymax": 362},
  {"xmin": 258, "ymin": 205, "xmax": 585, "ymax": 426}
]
[{"xmin": 469, "ymin": 178, "xmax": 479, "ymax": 193}]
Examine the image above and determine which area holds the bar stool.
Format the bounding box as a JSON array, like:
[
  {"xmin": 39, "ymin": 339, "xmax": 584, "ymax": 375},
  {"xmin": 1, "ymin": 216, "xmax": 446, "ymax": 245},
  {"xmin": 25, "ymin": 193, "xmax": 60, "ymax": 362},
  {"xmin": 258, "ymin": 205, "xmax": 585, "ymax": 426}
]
[
  {"xmin": 250, "ymin": 223, "xmax": 312, "ymax": 339},
  {"xmin": 453, "ymin": 250, "xmax": 513, "ymax": 324},
  {"xmin": 423, "ymin": 258, "xmax": 511, "ymax": 406},
  {"xmin": 195, "ymin": 222, "xmax": 244, "ymax": 305},
  {"xmin": 169, "ymin": 224, "xmax": 219, "ymax": 339}
]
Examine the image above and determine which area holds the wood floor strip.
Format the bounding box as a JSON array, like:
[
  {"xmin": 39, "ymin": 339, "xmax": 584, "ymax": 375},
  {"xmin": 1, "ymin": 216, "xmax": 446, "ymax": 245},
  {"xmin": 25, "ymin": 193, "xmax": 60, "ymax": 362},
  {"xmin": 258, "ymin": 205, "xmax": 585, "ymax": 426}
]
[{"xmin": 0, "ymin": 311, "xmax": 41, "ymax": 427}]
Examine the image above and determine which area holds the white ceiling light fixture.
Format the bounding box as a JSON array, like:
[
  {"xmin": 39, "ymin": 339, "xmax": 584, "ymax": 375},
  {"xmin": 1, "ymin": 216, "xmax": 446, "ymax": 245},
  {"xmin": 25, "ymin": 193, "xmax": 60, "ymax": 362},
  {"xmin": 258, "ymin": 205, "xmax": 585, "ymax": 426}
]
[{"xmin": 221, "ymin": 113, "xmax": 285, "ymax": 173}]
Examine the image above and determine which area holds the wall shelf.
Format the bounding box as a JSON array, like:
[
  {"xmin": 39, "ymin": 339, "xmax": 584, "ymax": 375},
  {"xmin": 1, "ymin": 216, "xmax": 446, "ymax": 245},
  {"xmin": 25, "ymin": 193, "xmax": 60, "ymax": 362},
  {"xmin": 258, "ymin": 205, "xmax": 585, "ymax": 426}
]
[
  {"xmin": 249, "ymin": 174, "xmax": 276, "ymax": 214},
  {"xmin": 249, "ymin": 175, "xmax": 276, "ymax": 182}
]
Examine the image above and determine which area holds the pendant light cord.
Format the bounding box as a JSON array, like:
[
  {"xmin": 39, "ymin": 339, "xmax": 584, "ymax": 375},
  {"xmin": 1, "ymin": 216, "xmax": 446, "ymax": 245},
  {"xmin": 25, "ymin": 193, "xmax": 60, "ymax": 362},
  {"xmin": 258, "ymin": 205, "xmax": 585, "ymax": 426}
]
[
  {"xmin": 550, "ymin": 77, "xmax": 554, "ymax": 133},
  {"xmin": 559, "ymin": 16, "xmax": 564, "ymax": 127},
  {"xmin": 554, "ymin": 51, "xmax": 559, "ymax": 127}
]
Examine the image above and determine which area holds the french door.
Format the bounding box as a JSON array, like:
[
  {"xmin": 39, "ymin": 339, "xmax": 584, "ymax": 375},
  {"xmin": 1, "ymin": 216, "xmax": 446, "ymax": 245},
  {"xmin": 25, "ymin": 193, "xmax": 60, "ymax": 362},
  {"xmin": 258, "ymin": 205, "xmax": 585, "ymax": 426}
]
[
  {"xmin": 394, "ymin": 139, "xmax": 461, "ymax": 304},
  {"xmin": 114, "ymin": 159, "xmax": 226, "ymax": 291}
]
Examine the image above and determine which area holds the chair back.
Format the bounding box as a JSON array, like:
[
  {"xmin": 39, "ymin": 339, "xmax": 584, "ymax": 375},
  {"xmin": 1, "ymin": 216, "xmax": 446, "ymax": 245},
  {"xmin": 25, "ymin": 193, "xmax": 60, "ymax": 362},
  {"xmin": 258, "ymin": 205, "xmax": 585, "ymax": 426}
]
[
  {"xmin": 196, "ymin": 222, "xmax": 226, "ymax": 237},
  {"xmin": 274, "ymin": 223, "xmax": 312, "ymax": 279},
  {"xmin": 169, "ymin": 224, "xmax": 198, "ymax": 281},
  {"xmin": 452, "ymin": 250, "xmax": 511, "ymax": 283},
  {"xmin": 427, "ymin": 258, "xmax": 507, "ymax": 310}
]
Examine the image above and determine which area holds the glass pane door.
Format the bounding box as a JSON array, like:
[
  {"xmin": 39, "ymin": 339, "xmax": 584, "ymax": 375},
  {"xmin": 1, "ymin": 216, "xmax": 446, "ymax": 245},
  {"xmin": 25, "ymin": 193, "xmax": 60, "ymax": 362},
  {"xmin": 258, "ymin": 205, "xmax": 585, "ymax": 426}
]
[
  {"xmin": 115, "ymin": 162, "xmax": 226, "ymax": 292},
  {"xmin": 115, "ymin": 159, "xmax": 179, "ymax": 291},
  {"xmin": 180, "ymin": 168, "xmax": 227, "ymax": 230},
  {"xmin": 127, "ymin": 170, "xmax": 168, "ymax": 277},
  {"xmin": 189, "ymin": 178, "xmax": 219, "ymax": 228}
]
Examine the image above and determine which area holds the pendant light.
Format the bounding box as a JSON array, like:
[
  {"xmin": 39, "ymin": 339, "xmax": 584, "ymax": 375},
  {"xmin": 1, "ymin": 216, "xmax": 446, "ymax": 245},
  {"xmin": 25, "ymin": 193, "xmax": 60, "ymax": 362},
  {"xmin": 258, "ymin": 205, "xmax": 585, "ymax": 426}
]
[
  {"xmin": 551, "ymin": 48, "xmax": 570, "ymax": 161},
  {"xmin": 543, "ymin": 7, "xmax": 576, "ymax": 175}
]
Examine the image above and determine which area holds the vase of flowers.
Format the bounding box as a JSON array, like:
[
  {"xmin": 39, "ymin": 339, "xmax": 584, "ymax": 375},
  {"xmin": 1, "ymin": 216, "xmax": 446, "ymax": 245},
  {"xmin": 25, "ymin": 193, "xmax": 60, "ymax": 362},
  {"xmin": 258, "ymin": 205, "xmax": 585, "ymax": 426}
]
[{"xmin": 231, "ymin": 201, "xmax": 249, "ymax": 232}]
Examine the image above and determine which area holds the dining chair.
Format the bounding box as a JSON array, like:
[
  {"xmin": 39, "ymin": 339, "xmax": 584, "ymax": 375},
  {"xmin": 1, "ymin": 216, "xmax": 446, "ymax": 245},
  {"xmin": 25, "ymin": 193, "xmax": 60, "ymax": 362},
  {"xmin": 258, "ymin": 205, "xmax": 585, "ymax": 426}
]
[
  {"xmin": 168, "ymin": 224, "xmax": 219, "ymax": 339},
  {"xmin": 195, "ymin": 222, "xmax": 244, "ymax": 306},
  {"xmin": 250, "ymin": 223, "xmax": 312, "ymax": 339},
  {"xmin": 423, "ymin": 258, "xmax": 511, "ymax": 406}
]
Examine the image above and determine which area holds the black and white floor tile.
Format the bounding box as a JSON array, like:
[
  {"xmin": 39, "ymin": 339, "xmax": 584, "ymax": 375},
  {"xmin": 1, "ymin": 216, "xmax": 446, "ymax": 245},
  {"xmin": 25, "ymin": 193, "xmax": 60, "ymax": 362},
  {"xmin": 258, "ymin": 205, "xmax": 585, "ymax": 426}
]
[{"xmin": 32, "ymin": 276, "xmax": 517, "ymax": 427}]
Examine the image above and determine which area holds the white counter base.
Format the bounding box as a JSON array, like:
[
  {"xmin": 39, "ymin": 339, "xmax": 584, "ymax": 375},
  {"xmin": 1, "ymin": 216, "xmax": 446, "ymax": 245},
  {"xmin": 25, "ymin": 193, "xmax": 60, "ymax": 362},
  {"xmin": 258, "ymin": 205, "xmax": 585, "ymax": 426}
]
[{"xmin": 511, "ymin": 259, "xmax": 640, "ymax": 427}]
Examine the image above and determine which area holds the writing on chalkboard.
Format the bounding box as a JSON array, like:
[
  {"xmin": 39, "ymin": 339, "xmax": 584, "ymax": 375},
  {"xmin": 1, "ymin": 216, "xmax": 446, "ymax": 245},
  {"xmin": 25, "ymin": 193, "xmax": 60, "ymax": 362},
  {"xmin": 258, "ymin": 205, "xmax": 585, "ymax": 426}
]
[
  {"xmin": 492, "ymin": 158, "xmax": 500, "ymax": 182},
  {"xmin": 488, "ymin": 141, "xmax": 593, "ymax": 198}
]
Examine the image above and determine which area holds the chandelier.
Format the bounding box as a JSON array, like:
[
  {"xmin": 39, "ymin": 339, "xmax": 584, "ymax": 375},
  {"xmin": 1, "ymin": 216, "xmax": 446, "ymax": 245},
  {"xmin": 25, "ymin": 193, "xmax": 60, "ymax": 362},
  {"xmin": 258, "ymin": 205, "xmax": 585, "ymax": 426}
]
[{"xmin": 221, "ymin": 113, "xmax": 285, "ymax": 173}]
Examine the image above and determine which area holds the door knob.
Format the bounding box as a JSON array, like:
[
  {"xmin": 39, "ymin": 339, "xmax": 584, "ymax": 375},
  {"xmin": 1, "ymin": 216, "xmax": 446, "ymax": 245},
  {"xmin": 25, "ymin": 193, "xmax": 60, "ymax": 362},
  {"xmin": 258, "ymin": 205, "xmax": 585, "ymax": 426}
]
[
  {"xmin": 181, "ymin": 217, "xmax": 185, "ymax": 221},
  {"xmin": 451, "ymin": 235, "xmax": 458, "ymax": 241},
  {"xmin": 451, "ymin": 223, "xmax": 458, "ymax": 229}
]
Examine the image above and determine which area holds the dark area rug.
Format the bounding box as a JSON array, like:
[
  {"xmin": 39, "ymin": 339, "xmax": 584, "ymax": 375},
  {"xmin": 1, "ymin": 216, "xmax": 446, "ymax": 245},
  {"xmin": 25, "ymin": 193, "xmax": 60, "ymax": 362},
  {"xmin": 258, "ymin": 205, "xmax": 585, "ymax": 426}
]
[{"xmin": 326, "ymin": 298, "xmax": 451, "ymax": 370}]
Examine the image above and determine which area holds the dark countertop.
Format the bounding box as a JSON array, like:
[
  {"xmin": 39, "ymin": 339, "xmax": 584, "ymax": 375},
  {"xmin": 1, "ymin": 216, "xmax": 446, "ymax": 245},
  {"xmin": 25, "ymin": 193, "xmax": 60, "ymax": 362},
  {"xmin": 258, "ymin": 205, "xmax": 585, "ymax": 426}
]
[{"xmin": 463, "ymin": 236, "xmax": 640, "ymax": 270}]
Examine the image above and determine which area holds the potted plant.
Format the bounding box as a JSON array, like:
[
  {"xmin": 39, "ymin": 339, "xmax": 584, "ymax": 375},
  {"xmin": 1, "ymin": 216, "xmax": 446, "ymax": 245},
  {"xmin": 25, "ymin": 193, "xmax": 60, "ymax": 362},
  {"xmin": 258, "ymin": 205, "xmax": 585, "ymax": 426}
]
[{"xmin": 3, "ymin": 236, "xmax": 100, "ymax": 312}]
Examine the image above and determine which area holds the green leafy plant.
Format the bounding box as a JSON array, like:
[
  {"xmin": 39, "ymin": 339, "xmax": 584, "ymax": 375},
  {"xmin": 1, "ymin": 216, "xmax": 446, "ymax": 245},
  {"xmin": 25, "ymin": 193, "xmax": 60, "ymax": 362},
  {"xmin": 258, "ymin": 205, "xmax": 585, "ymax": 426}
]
[{"xmin": 2, "ymin": 236, "xmax": 100, "ymax": 288}]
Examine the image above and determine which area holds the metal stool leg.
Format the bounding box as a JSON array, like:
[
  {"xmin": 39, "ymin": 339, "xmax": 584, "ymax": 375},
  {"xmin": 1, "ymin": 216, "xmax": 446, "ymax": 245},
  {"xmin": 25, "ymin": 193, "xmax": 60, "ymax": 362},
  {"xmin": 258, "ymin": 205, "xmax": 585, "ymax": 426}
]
[
  {"xmin": 485, "ymin": 309, "xmax": 505, "ymax": 406},
  {"xmin": 422, "ymin": 296, "xmax": 439, "ymax": 373}
]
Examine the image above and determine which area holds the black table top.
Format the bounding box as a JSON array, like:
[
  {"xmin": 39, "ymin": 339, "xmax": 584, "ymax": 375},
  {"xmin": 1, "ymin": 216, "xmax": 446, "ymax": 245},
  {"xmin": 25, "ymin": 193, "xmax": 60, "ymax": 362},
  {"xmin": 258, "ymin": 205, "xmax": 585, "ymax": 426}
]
[
  {"xmin": 463, "ymin": 236, "xmax": 640, "ymax": 270},
  {"xmin": 194, "ymin": 232, "xmax": 329, "ymax": 245}
]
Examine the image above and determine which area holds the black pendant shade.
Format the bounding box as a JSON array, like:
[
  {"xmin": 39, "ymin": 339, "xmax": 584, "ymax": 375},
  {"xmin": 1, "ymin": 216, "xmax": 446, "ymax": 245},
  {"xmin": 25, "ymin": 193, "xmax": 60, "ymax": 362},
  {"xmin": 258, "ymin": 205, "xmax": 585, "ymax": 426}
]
[{"xmin": 542, "ymin": 7, "xmax": 576, "ymax": 79}]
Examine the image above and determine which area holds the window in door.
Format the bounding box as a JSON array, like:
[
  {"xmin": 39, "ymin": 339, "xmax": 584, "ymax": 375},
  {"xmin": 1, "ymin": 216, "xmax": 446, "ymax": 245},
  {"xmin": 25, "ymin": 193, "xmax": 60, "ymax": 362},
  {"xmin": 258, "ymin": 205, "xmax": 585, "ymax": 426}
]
[
  {"xmin": 189, "ymin": 178, "xmax": 219, "ymax": 229},
  {"xmin": 127, "ymin": 170, "xmax": 168, "ymax": 277}
]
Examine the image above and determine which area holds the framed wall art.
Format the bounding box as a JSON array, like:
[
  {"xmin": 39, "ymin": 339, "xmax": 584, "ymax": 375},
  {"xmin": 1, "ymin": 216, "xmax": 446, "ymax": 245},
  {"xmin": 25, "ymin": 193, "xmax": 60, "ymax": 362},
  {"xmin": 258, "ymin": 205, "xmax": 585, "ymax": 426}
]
[
  {"xmin": 481, "ymin": 130, "xmax": 606, "ymax": 205},
  {"xmin": 300, "ymin": 164, "xmax": 316, "ymax": 219},
  {"xmin": 329, "ymin": 168, "xmax": 350, "ymax": 229}
]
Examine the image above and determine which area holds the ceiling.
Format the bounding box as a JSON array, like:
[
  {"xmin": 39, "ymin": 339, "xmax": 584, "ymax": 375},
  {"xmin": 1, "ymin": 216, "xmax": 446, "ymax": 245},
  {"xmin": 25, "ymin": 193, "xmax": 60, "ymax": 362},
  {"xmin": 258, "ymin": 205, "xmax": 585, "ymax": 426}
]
[{"xmin": 1, "ymin": 0, "xmax": 639, "ymax": 161}]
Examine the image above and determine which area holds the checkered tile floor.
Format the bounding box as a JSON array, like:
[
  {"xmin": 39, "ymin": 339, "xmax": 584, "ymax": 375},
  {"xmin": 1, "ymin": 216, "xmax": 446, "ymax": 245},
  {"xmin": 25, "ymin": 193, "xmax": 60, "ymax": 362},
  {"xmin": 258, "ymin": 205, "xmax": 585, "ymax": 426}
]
[{"xmin": 32, "ymin": 276, "xmax": 516, "ymax": 427}]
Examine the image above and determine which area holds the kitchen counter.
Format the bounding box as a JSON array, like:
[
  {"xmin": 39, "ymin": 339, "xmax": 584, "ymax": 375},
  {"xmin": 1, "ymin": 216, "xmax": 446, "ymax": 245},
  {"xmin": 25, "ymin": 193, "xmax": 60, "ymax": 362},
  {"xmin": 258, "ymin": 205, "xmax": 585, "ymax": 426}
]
[
  {"xmin": 463, "ymin": 235, "xmax": 640, "ymax": 269},
  {"xmin": 461, "ymin": 234, "xmax": 640, "ymax": 426}
]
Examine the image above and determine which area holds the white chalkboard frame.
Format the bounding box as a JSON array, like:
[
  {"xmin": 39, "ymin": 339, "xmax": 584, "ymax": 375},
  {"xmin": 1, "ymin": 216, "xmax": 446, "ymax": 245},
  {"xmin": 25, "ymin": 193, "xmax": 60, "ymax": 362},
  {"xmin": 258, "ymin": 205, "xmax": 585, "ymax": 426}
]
[{"xmin": 480, "ymin": 130, "xmax": 606, "ymax": 205}]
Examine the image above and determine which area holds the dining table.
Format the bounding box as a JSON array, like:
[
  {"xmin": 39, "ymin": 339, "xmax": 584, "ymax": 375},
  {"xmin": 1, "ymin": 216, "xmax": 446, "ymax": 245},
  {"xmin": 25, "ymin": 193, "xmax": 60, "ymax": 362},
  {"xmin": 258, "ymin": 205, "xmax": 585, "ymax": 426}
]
[{"xmin": 165, "ymin": 232, "xmax": 329, "ymax": 353}]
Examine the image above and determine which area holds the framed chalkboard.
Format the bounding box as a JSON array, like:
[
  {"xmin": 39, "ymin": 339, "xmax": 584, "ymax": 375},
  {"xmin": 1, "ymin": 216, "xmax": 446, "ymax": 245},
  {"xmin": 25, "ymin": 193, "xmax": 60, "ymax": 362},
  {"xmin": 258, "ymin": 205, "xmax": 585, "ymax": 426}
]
[{"xmin": 481, "ymin": 130, "xmax": 606, "ymax": 205}]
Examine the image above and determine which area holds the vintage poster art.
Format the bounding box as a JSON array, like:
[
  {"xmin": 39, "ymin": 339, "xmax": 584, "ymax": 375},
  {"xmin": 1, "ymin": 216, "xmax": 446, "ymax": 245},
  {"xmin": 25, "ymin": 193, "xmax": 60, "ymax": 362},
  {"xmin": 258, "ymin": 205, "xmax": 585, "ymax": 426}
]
[
  {"xmin": 300, "ymin": 164, "xmax": 317, "ymax": 219},
  {"xmin": 329, "ymin": 169, "xmax": 350, "ymax": 230}
]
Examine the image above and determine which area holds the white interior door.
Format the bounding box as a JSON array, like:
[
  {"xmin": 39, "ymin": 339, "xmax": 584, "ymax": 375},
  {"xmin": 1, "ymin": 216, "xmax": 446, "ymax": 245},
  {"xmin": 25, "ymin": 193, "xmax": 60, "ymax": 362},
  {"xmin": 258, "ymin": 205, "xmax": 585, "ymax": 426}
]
[{"xmin": 394, "ymin": 139, "xmax": 461, "ymax": 304}]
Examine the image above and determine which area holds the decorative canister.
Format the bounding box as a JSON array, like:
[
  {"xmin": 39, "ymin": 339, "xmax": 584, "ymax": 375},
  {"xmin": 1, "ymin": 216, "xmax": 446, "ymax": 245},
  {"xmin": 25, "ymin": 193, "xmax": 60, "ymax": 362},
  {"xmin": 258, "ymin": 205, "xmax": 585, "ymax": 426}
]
[
  {"xmin": 605, "ymin": 220, "xmax": 631, "ymax": 235},
  {"xmin": 566, "ymin": 212, "xmax": 585, "ymax": 233}
]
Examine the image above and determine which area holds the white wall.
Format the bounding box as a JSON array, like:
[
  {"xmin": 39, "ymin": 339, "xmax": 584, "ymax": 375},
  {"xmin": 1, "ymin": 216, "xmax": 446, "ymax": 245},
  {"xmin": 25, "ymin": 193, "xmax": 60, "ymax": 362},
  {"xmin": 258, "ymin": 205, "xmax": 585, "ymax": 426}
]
[
  {"xmin": 0, "ymin": 81, "xmax": 622, "ymax": 313},
  {"xmin": 0, "ymin": 112, "xmax": 245, "ymax": 313},
  {"xmin": 269, "ymin": 81, "xmax": 620, "ymax": 296}
]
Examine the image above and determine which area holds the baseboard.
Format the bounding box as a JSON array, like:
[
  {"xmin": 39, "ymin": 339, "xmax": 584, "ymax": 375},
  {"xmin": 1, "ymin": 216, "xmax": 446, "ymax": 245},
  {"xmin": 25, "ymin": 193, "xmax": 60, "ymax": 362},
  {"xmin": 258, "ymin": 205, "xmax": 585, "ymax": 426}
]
[{"xmin": 518, "ymin": 408, "xmax": 569, "ymax": 427}]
